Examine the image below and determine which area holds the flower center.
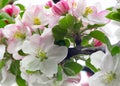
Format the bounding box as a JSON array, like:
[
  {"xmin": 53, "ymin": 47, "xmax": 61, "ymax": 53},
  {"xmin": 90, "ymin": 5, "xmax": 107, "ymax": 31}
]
[
  {"xmin": 33, "ymin": 17, "xmax": 41, "ymax": 25},
  {"xmin": 36, "ymin": 49, "xmax": 48, "ymax": 61},
  {"xmin": 84, "ymin": 7, "xmax": 93, "ymax": 17},
  {"xmin": 102, "ymin": 72, "xmax": 116, "ymax": 84},
  {"xmin": 14, "ymin": 31, "xmax": 25, "ymax": 40}
]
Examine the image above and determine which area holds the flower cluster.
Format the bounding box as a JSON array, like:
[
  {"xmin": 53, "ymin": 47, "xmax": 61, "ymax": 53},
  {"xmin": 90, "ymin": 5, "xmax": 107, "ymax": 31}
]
[{"xmin": 0, "ymin": 0, "xmax": 119, "ymax": 86}]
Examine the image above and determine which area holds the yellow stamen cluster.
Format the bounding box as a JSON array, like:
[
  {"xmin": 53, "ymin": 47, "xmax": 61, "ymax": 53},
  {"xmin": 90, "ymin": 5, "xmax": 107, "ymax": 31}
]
[
  {"xmin": 36, "ymin": 49, "xmax": 48, "ymax": 61},
  {"xmin": 33, "ymin": 17, "xmax": 41, "ymax": 25},
  {"xmin": 102, "ymin": 72, "xmax": 116, "ymax": 84},
  {"xmin": 14, "ymin": 31, "xmax": 25, "ymax": 40},
  {"xmin": 84, "ymin": 7, "xmax": 93, "ymax": 17}
]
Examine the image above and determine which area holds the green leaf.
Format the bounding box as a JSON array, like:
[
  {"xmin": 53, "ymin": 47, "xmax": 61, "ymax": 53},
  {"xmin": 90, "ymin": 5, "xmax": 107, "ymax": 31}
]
[
  {"xmin": 59, "ymin": 14, "xmax": 75, "ymax": 29},
  {"xmin": 90, "ymin": 30, "xmax": 106, "ymax": 43},
  {"xmin": 16, "ymin": 4, "xmax": 25, "ymax": 11},
  {"xmin": 81, "ymin": 35, "xmax": 92, "ymax": 46},
  {"xmin": 57, "ymin": 65, "xmax": 63, "ymax": 81},
  {"xmin": 87, "ymin": 24, "xmax": 105, "ymax": 29},
  {"xmin": 86, "ymin": 58, "xmax": 98, "ymax": 73},
  {"xmin": 9, "ymin": 60, "xmax": 21, "ymax": 76},
  {"xmin": 90, "ymin": 30, "xmax": 112, "ymax": 50},
  {"xmin": 18, "ymin": 49, "xmax": 28, "ymax": 56},
  {"xmin": 63, "ymin": 61, "xmax": 83, "ymax": 76},
  {"xmin": 16, "ymin": 76, "xmax": 27, "ymax": 86},
  {"xmin": 0, "ymin": 12, "xmax": 14, "ymax": 24},
  {"xmin": 73, "ymin": 20, "xmax": 83, "ymax": 32},
  {"xmin": 52, "ymin": 25, "xmax": 67, "ymax": 41},
  {"xmin": 106, "ymin": 12, "xmax": 120, "ymax": 22},
  {"xmin": 0, "ymin": 0, "xmax": 10, "ymax": 9},
  {"xmin": 111, "ymin": 45, "xmax": 120, "ymax": 56},
  {"xmin": 0, "ymin": 20, "xmax": 6, "ymax": 28},
  {"xmin": 106, "ymin": 7, "xmax": 113, "ymax": 11},
  {"xmin": 0, "ymin": 60, "xmax": 5, "ymax": 70},
  {"xmin": 15, "ymin": 4, "xmax": 25, "ymax": 17}
]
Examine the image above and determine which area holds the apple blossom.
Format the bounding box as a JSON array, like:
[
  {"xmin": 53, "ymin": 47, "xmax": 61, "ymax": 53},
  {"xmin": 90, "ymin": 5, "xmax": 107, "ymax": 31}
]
[
  {"xmin": 21, "ymin": 29, "xmax": 68, "ymax": 77},
  {"xmin": 69, "ymin": 0, "xmax": 86, "ymax": 18},
  {"xmin": 85, "ymin": 8, "xmax": 110, "ymax": 24},
  {"xmin": 22, "ymin": 5, "xmax": 49, "ymax": 31},
  {"xmin": 3, "ymin": 23, "xmax": 31, "ymax": 60},
  {"xmin": 89, "ymin": 49, "xmax": 120, "ymax": 86}
]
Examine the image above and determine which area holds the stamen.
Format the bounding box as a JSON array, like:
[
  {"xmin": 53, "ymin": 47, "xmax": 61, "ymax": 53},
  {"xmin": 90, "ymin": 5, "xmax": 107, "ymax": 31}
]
[{"xmin": 33, "ymin": 17, "xmax": 41, "ymax": 25}]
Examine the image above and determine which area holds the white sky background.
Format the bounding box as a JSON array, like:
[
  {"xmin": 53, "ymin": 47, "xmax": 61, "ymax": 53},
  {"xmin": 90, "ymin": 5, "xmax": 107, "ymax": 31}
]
[
  {"xmin": 5, "ymin": 0, "xmax": 119, "ymax": 86},
  {"xmin": 14, "ymin": 0, "xmax": 117, "ymax": 8}
]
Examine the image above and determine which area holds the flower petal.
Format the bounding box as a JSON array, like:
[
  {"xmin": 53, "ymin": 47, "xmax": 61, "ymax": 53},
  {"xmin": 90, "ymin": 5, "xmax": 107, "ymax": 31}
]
[
  {"xmin": 0, "ymin": 44, "xmax": 5, "ymax": 60},
  {"xmin": 90, "ymin": 51, "xmax": 105, "ymax": 69},
  {"xmin": 21, "ymin": 55, "xmax": 41, "ymax": 71},
  {"xmin": 40, "ymin": 59, "xmax": 58, "ymax": 77},
  {"xmin": 47, "ymin": 45, "xmax": 68, "ymax": 63}
]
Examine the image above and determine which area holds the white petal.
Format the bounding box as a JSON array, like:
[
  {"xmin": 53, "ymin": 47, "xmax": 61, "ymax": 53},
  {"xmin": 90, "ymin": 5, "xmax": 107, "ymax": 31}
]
[
  {"xmin": 21, "ymin": 55, "xmax": 41, "ymax": 71},
  {"xmin": 1, "ymin": 73, "xmax": 16, "ymax": 86},
  {"xmin": 101, "ymin": 52, "xmax": 115, "ymax": 72},
  {"xmin": 90, "ymin": 51, "xmax": 105, "ymax": 69},
  {"xmin": 88, "ymin": 72, "xmax": 106, "ymax": 86},
  {"xmin": 47, "ymin": 45, "xmax": 68, "ymax": 63},
  {"xmin": 13, "ymin": 52, "xmax": 24, "ymax": 60},
  {"xmin": 40, "ymin": 33, "xmax": 54, "ymax": 51},
  {"xmin": 115, "ymin": 28, "xmax": 120, "ymax": 41},
  {"xmin": 22, "ymin": 40, "xmax": 36, "ymax": 54},
  {"xmin": 0, "ymin": 44, "xmax": 5, "ymax": 60},
  {"xmin": 40, "ymin": 60, "xmax": 58, "ymax": 77}
]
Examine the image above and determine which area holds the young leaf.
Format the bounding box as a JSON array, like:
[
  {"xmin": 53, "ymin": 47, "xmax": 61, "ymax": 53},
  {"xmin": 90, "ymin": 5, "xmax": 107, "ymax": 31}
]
[
  {"xmin": 9, "ymin": 60, "xmax": 21, "ymax": 76},
  {"xmin": 81, "ymin": 35, "xmax": 92, "ymax": 47},
  {"xmin": 59, "ymin": 14, "xmax": 75, "ymax": 29},
  {"xmin": 0, "ymin": 20, "xmax": 6, "ymax": 28},
  {"xmin": 85, "ymin": 58, "xmax": 98, "ymax": 73},
  {"xmin": 0, "ymin": 12, "xmax": 14, "ymax": 23},
  {"xmin": 63, "ymin": 61, "xmax": 83, "ymax": 76},
  {"xmin": 16, "ymin": 4, "xmax": 25, "ymax": 11},
  {"xmin": 106, "ymin": 12, "xmax": 120, "ymax": 22},
  {"xmin": 90, "ymin": 30, "xmax": 112, "ymax": 50},
  {"xmin": 0, "ymin": 0, "xmax": 10, "ymax": 9},
  {"xmin": 52, "ymin": 25, "xmax": 67, "ymax": 41},
  {"xmin": 87, "ymin": 24, "xmax": 105, "ymax": 29},
  {"xmin": 18, "ymin": 49, "xmax": 28, "ymax": 56},
  {"xmin": 0, "ymin": 60, "xmax": 5, "ymax": 70},
  {"xmin": 57, "ymin": 65, "xmax": 63, "ymax": 81},
  {"xmin": 111, "ymin": 45, "xmax": 120, "ymax": 56},
  {"xmin": 73, "ymin": 20, "xmax": 83, "ymax": 32},
  {"xmin": 16, "ymin": 76, "xmax": 27, "ymax": 86}
]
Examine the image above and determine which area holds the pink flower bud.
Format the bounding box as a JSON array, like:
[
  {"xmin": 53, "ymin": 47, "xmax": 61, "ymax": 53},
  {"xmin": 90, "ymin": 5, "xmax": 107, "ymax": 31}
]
[
  {"xmin": 93, "ymin": 39, "xmax": 103, "ymax": 47},
  {"xmin": 2, "ymin": 5, "xmax": 20, "ymax": 16},
  {"xmin": 52, "ymin": 0, "xmax": 69, "ymax": 16},
  {"xmin": 46, "ymin": 1, "xmax": 53, "ymax": 8}
]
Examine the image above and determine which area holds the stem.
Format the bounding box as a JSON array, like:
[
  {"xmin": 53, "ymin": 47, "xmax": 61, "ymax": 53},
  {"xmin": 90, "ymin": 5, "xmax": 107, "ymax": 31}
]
[{"xmin": 66, "ymin": 45, "xmax": 105, "ymax": 60}]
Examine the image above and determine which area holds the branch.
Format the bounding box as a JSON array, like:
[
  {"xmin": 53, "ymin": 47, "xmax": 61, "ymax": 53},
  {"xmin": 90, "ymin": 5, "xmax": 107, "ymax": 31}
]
[{"xmin": 66, "ymin": 45, "xmax": 105, "ymax": 60}]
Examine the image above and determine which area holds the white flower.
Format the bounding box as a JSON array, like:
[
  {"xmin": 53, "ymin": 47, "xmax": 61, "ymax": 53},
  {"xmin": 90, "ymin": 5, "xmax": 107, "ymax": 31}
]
[
  {"xmin": 89, "ymin": 50, "xmax": 120, "ymax": 86},
  {"xmin": 22, "ymin": 5, "xmax": 48, "ymax": 30},
  {"xmin": 90, "ymin": 51, "xmax": 105, "ymax": 69},
  {"xmin": 21, "ymin": 30, "xmax": 68, "ymax": 77}
]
